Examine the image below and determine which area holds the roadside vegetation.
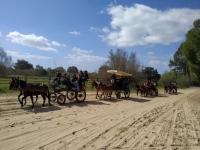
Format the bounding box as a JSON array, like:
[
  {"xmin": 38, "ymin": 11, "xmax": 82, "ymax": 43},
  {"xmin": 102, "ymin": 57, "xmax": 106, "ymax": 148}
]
[{"xmin": 1, "ymin": 19, "xmax": 200, "ymax": 94}]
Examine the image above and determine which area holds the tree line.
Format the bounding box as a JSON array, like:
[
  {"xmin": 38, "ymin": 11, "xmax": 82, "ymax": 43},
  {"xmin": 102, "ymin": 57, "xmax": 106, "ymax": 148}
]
[{"xmin": 1, "ymin": 19, "xmax": 200, "ymax": 87}]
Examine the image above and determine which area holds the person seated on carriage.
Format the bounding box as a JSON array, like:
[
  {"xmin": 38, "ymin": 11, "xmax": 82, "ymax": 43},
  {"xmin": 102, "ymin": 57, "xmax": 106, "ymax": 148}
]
[
  {"xmin": 168, "ymin": 81, "xmax": 172, "ymax": 87},
  {"xmin": 110, "ymin": 73, "xmax": 116, "ymax": 83},
  {"xmin": 119, "ymin": 76, "xmax": 125, "ymax": 88},
  {"xmin": 53, "ymin": 69, "xmax": 62, "ymax": 85},
  {"xmin": 71, "ymin": 74, "xmax": 79, "ymax": 90},
  {"xmin": 83, "ymin": 70, "xmax": 89, "ymax": 81},
  {"xmin": 123, "ymin": 77, "xmax": 130, "ymax": 88},
  {"xmin": 81, "ymin": 70, "xmax": 89, "ymax": 85},
  {"xmin": 62, "ymin": 74, "xmax": 67, "ymax": 80},
  {"xmin": 146, "ymin": 79, "xmax": 151, "ymax": 88},
  {"xmin": 171, "ymin": 81, "xmax": 177, "ymax": 88},
  {"xmin": 78, "ymin": 73, "xmax": 83, "ymax": 88}
]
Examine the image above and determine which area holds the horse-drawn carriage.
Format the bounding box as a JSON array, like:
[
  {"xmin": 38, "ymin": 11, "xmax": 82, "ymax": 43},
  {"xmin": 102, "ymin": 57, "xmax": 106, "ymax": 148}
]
[
  {"xmin": 107, "ymin": 70, "xmax": 132, "ymax": 99},
  {"xmin": 48, "ymin": 79, "xmax": 86, "ymax": 105}
]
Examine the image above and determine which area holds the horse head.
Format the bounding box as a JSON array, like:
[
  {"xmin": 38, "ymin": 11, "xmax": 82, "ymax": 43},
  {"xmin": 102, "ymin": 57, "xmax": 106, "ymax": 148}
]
[{"xmin": 9, "ymin": 77, "xmax": 16, "ymax": 90}]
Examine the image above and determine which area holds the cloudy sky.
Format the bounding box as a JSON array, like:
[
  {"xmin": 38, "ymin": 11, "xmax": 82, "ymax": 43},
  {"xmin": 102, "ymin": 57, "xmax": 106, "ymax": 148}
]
[{"xmin": 1, "ymin": 0, "xmax": 200, "ymax": 74}]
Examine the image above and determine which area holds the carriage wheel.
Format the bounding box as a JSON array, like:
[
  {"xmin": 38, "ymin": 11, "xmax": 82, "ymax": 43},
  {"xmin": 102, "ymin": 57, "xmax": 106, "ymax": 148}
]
[
  {"xmin": 50, "ymin": 93, "xmax": 57, "ymax": 101},
  {"xmin": 115, "ymin": 90, "xmax": 121, "ymax": 99},
  {"xmin": 124, "ymin": 88, "xmax": 130, "ymax": 98},
  {"xmin": 66, "ymin": 91, "xmax": 76, "ymax": 101},
  {"xmin": 76, "ymin": 90, "xmax": 86, "ymax": 102},
  {"xmin": 57, "ymin": 94, "xmax": 66, "ymax": 105}
]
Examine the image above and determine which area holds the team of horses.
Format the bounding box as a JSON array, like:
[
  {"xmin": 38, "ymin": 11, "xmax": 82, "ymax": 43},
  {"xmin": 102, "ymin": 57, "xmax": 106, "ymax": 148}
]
[
  {"xmin": 9, "ymin": 76, "xmax": 177, "ymax": 108},
  {"xmin": 9, "ymin": 77, "xmax": 52, "ymax": 108},
  {"xmin": 91, "ymin": 79, "xmax": 113, "ymax": 100},
  {"xmin": 134, "ymin": 84, "xmax": 158, "ymax": 97}
]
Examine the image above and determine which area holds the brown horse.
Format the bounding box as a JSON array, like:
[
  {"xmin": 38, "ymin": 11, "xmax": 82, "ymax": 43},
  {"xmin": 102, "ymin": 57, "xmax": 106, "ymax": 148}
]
[
  {"xmin": 135, "ymin": 84, "xmax": 142, "ymax": 96},
  {"xmin": 98, "ymin": 82, "xmax": 113, "ymax": 100},
  {"xmin": 10, "ymin": 78, "xmax": 51, "ymax": 108},
  {"xmin": 9, "ymin": 77, "xmax": 46, "ymax": 106},
  {"xmin": 91, "ymin": 79, "xmax": 103, "ymax": 99},
  {"xmin": 140, "ymin": 84, "xmax": 152, "ymax": 97}
]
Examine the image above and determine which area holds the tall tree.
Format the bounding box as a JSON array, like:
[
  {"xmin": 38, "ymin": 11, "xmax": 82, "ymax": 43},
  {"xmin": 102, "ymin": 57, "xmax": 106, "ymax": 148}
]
[
  {"xmin": 182, "ymin": 19, "xmax": 200, "ymax": 81},
  {"xmin": 14, "ymin": 59, "xmax": 34, "ymax": 70},
  {"xmin": 0, "ymin": 47, "xmax": 13, "ymax": 74},
  {"xmin": 169, "ymin": 43, "xmax": 189, "ymax": 76},
  {"xmin": 56, "ymin": 66, "xmax": 66, "ymax": 73},
  {"xmin": 102, "ymin": 49, "xmax": 143, "ymax": 83},
  {"xmin": 67, "ymin": 66, "xmax": 78, "ymax": 74},
  {"xmin": 142, "ymin": 67, "xmax": 161, "ymax": 81},
  {"xmin": 35, "ymin": 65, "xmax": 48, "ymax": 76}
]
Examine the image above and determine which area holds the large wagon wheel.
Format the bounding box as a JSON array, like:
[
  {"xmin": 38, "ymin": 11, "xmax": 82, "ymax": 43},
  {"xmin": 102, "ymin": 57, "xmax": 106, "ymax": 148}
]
[
  {"xmin": 124, "ymin": 88, "xmax": 130, "ymax": 98},
  {"xmin": 57, "ymin": 94, "xmax": 66, "ymax": 105},
  {"xmin": 76, "ymin": 90, "xmax": 86, "ymax": 102},
  {"xmin": 50, "ymin": 92, "xmax": 57, "ymax": 101},
  {"xmin": 66, "ymin": 90, "xmax": 76, "ymax": 101}
]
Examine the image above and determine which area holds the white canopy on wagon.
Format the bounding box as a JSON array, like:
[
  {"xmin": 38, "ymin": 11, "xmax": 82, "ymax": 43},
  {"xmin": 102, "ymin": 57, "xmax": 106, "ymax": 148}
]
[{"xmin": 107, "ymin": 70, "xmax": 132, "ymax": 77}]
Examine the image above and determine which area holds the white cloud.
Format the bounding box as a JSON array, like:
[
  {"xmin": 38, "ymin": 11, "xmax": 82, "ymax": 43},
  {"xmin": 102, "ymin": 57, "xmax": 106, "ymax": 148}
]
[
  {"xmin": 89, "ymin": 27, "xmax": 101, "ymax": 32},
  {"xmin": 149, "ymin": 60, "xmax": 161, "ymax": 66},
  {"xmin": 99, "ymin": 10, "xmax": 104, "ymax": 14},
  {"xmin": 0, "ymin": 32, "xmax": 2, "ymax": 37},
  {"xmin": 51, "ymin": 41, "xmax": 66, "ymax": 47},
  {"xmin": 90, "ymin": 26, "xmax": 110, "ymax": 33},
  {"xmin": 101, "ymin": 4, "xmax": 200, "ymax": 47},
  {"xmin": 69, "ymin": 31, "xmax": 80, "ymax": 35},
  {"xmin": 65, "ymin": 47, "xmax": 107, "ymax": 63},
  {"xmin": 6, "ymin": 31, "xmax": 58, "ymax": 53},
  {"xmin": 102, "ymin": 27, "xmax": 110, "ymax": 33},
  {"xmin": 6, "ymin": 51, "xmax": 52, "ymax": 59},
  {"xmin": 147, "ymin": 52, "xmax": 154, "ymax": 55}
]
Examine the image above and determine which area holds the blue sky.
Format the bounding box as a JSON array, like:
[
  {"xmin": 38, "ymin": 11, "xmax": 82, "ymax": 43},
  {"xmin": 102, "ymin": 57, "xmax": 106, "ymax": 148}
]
[{"xmin": 1, "ymin": 0, "xmax": 200, "ymax": 74}]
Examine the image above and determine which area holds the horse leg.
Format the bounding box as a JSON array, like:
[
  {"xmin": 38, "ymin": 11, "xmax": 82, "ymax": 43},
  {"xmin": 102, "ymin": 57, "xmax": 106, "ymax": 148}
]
[
  {"xmin": 21, "ymin": 95, "xmax": 28, "ymax": 107},
  {"xmin": 35, "ymin": 95, "xmax": 38, "ymax": 103},
  {"xmin": 41, "ymin": 94, "xmax": 46, "ymax": 106},
  {"xmin": 48, "ymin": 92, "xmax": 52, "ymax": 106},
  {"xmin": 30, "ymin": 95, "xmax": 34, "ymax": 108},
  {"xmin": 18, "ymin": 92, "xmax": 23, "ymax": 104}
]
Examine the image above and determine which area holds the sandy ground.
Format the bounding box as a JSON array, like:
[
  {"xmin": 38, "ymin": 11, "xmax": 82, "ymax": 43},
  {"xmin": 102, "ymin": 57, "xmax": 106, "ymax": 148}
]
[{"xmin": 0, "ymin": 88, "xmax": 200, "ymax": 150}]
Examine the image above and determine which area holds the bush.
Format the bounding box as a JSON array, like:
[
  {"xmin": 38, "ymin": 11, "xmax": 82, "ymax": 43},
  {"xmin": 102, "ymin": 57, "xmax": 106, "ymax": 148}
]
[
  {"xmin": 158, "ymin": 71, "xmax": 176, "ymax": 86},
  {"xmin": 176, "ymin": 75, "xmax": 190, "ymax": 88}
]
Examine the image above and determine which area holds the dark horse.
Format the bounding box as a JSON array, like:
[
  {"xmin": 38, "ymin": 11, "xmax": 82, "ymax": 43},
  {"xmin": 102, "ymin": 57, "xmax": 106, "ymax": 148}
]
[
  {"xmin": 10, "ymin": 77, "xmax": 51, "ymax": 108},
  {"xmin": 9, "ymin": 77, "xmax": 46, "ymax": 106}
]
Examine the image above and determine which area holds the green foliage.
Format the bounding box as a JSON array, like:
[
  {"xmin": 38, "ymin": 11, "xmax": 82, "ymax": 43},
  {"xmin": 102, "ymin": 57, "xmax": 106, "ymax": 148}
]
[
  {"xmin": 67, "ymin": 66, "xmax": 78, "ymax": 75},
  {"xmin": 103, "ymin": 49, "xmax": 144, "ymax": 83},
  {"xmin": 14, "ymin": 59, "xmax": 34, "ymax": 70},
  {"xmin": 35, "ymin": 65, "xmax": 48, "ymax": 76},
  {"xmin": 0, "ymin": 47, "xmax": 13, "ymax": 74},
  {"xmin": 56, "ymin": 67, "xmax": 66, "ymax": 73},
  {"xmin": 158, "ymin": 71, "xmax": 176, "ymax": 85},
  {"xmin": 182, "ymin": 19, "xmax": 200, "ymax": 81},
  {"xmin": 176, "ymin": 75, "xmax": 190, "ymax": 88},
  {"xmin": 142, "ymin": 67, "xmax": 161, "ymax": 81},
  {"xmin": 169, "ymin": 43, "xmax": 189, "ymax": 76}
]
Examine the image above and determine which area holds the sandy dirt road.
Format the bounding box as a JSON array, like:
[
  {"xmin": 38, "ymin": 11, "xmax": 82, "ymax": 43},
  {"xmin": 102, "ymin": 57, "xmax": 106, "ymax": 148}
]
[{"xmin": 0, "ymin": 87, "xmax": 200, "ymax": 150}]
